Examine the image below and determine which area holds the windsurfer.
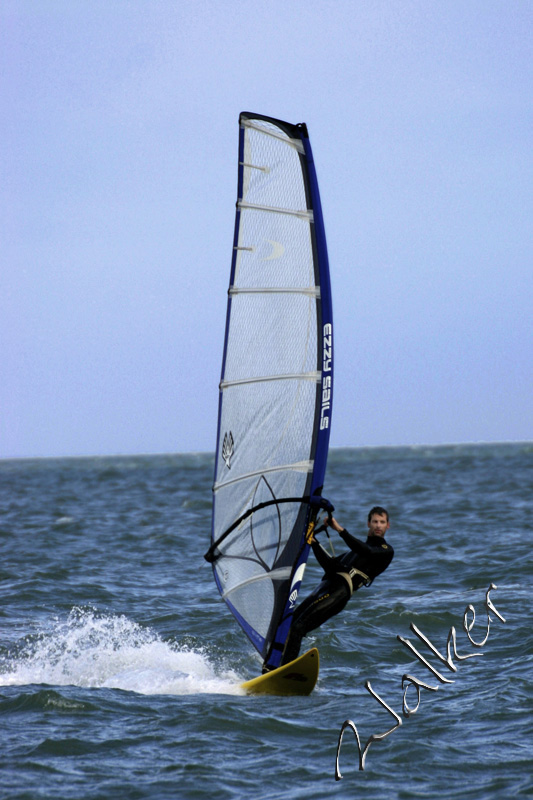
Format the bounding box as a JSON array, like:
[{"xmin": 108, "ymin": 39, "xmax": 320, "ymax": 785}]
[{"xmin": 278, "ymin": 506, "xmax": 394, "ymax": 667}]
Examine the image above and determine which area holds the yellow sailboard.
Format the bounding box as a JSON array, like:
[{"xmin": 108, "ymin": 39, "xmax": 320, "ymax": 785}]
[{"xmin": 241, "ymin": 648, "xmax": 319, "ymax": 696}]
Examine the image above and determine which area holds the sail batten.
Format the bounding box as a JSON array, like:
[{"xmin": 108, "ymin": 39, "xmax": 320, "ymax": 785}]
[
  {"xmin": 213, "ymin": 459, "xmax": 314, "ymax": 492},
  {"xmin": 220, "ymin": 371, "xmax": 321, "ymax": 389},
  {"xmin": 239, "ymin": 161, "xmax": 270, "ymax": 172},
  {"xmin": 208, "ymin": 112, "xmax": 333, "ymax": 669},
  {"xmin": 238, "ymin": 200, "xmax": 314, "ymax": 220},
  {"xmin": 221, "ymin": 567, "xmax": 293, "ymax": 600},
  {"xmin": 229, "ymin": 287, "xmax": 320, "ymax": 297}
]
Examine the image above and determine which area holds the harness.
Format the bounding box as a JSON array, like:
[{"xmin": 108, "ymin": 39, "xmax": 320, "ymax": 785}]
[{"xmin": 337, "ymin": 567, "xmax": 371, "ymax": 595}]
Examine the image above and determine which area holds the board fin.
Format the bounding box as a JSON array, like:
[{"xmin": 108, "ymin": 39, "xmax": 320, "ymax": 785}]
[{"xmin": 241, "ymin": 648, "xmax": 319, "ymax": 696}]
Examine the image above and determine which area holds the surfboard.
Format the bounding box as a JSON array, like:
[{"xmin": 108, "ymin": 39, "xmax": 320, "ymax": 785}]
[{"xmin": 241, "ymin": 648, "xmax": 319, "ymax": 696}]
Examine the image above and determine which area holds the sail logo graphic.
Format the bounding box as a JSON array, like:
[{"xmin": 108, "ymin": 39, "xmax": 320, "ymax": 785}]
[
  {"xmin": 289, "ymin": 563, "xmax": 306, "ymax": 608},
  {"xmin": 320, "ymin": 323, "xmax": 333, "ymax": 430},
  {"xmin": 222, "ymin": 431, "xmax": 234, "ymax": 469}
]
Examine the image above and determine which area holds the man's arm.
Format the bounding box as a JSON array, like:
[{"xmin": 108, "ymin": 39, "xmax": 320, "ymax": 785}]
[
  {"xmin": 326, "ymin": 517, "xmax": 369, "ymax": 555},
  {"xmin": 340, "ymin": 528, "xmax": 394, "ymax": 568},
  {"xmin": 311, "ymin": 539, "xmax": 337, "ymax": 575},
  {"xmin": 338, "ymin": 527, "xmax": 370, "ymax": 555}
]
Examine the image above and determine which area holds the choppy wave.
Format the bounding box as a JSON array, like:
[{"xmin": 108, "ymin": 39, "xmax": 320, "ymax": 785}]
[{"xmin": 0, "ymin": 607, "xmax": 242, "ymax": 696}]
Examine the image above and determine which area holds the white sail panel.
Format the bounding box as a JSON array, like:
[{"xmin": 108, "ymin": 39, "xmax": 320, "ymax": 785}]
[{"xmin": 208, "ymin": 113, "xmax": 333, "ymax": 666}]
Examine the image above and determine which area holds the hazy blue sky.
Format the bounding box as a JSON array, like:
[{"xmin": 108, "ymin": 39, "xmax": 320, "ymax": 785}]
[{"xmin": 2, "ymin": 1, "xmax": 532, "ymax": 458}]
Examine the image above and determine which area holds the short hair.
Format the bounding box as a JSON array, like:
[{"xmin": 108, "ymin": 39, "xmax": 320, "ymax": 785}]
[{"xmin": 368, "ymin": 506, "xmax": 389, "ymax": 522}]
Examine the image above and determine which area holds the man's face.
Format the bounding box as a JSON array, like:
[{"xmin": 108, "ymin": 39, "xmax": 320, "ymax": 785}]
[{"xmin": 367, "ymin": 513, "xmax": 390, "ymax": 538}]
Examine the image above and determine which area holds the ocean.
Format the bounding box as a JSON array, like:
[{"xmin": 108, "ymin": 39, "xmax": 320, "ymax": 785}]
[{"xmin": 1, "ymin": 443, "xmax": 532, "ymax": 799}]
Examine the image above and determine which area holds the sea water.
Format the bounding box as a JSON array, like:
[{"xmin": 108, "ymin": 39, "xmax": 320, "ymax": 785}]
[{"xmin": 1, "ymin": 444, "xmax": 532, "ymax": 799}]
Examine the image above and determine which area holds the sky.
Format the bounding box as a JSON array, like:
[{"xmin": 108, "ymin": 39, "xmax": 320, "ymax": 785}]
[{"xmin": 2, "ymin": 0, "xmax": 532, "ymax": 459}]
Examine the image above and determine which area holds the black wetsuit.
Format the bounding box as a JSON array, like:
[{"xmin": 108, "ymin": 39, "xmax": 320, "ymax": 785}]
[{"xmin": 281, "ymin": 528, "xmax": 394, "ymax": 665}]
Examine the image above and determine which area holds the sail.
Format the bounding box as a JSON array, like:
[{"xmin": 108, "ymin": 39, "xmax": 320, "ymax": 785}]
[{"xmin": 207, "ymin": 112, "xmax": 333, "ymax": 669}]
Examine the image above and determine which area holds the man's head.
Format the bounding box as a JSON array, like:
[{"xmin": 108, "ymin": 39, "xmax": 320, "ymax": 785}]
[{"xmin": 367, "ymin": 506, "xmax": 390, "ymax": 538}]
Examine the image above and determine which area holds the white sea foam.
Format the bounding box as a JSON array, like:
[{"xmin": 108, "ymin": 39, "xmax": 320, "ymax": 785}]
[{"xmin": 0, "ymin": 608, "xmax": 243, "ymax": 696}]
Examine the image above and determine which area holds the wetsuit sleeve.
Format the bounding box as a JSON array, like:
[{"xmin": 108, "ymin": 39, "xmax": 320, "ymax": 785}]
[
  {"xmin": 338, "ymin": 528, "xmax": 369, "ymax": 554},
  {"xmin": 311, "ymin": 539, "xmax": 336, "ymax": 574}
]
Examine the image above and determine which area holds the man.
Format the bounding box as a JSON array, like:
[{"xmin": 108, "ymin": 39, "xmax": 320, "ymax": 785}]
[{"xmin": 279, "ymin": 506, "xmax": 394, "ymax": 666}]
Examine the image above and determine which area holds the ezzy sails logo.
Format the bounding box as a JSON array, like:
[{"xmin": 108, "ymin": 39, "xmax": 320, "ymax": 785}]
[
  {"xmin": 222, "ymin": 431, "xmax": 234, "ymax": 469},
  {"xmin": 320, "ymin": 323, "xmax": 332, "ymax": 430}
]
